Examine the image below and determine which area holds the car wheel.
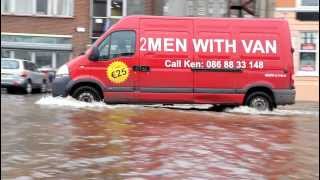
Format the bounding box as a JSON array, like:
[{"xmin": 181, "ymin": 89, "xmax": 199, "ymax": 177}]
[
  {"xmin": 245, "ymin": 92, "xmax": 273, "ymax": 111},
  {"xmin": 25, "ymin": 82, "xmax": 33, "ymax": 94},
  {"xmin": 72, "ymin": 86, "xmax": 102, "ymax": 102},
  {"xmin": 41, "ymin": 82, "xmax": 47, "ymax": 93}
]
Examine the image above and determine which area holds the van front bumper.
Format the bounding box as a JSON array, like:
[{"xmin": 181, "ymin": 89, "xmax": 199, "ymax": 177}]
[
  {"xmin": 52, "ymin": 76, "xmax": 71, "ymax": 97},
  {"xmin": 273, "ymin": 89, "xmax": 296, "ymax": 105}
]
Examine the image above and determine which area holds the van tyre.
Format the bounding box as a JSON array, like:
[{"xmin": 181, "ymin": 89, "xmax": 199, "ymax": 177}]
[
  {"xmin": 72, "ymin": 86, "xmax": 102, "ymax": 103},
  {"xmin": 245, "ymin": 91, "xmax": 273, "ymax": 111}
]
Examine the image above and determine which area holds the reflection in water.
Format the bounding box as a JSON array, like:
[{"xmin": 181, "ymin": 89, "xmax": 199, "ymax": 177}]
[{"xmin": 1, "ymin": 94, "xmax": 319, "ymax": 179}]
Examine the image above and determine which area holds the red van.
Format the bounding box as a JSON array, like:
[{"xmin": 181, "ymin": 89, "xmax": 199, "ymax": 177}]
[{"xmin": 52, "ymin": 16, "xmax": 295, "ymax": 110}]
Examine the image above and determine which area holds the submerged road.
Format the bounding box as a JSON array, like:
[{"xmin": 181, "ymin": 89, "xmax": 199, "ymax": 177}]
[{"xmin": 1, "ymin": 94, "xmax": 319, "ymax": 179}]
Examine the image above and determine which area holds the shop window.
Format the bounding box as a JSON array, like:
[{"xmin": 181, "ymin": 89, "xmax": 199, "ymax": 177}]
[
  {"xmin": 35, "ymin": 51, "xmax": 53, "ymax": 68},
  {"xmin": 1, "ymin": 34, "xmax": 71, "ymax": 44},
  {"xmin": 56, "ymin": 52, "xmax": 70, "ymax": 68},
  {"xmin": 1, "ymin": 49, "xmax": 12, "ymax": 58},
  {"xmin": 14, "ymin": 49, "xmax": 32, "ymax": 61},
  {"xmin": 298, "ymin": 32, "xmax": 319, "ymax": 75},
  {"xmin": 299, "ymin": 52, "xmax": 316, "ymax": 71}
]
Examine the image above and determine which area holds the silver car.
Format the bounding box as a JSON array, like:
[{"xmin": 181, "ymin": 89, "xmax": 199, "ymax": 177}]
[{"xmin": 1, "ymin": 58, "xmax": 48, "ymax": 94}]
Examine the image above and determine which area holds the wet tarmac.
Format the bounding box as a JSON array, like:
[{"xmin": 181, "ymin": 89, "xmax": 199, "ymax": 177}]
[{"xmin": 1, "ymin": 94, "xmax": 319, "ymax": 180}]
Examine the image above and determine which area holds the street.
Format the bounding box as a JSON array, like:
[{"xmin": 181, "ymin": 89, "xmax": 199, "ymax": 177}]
[{"xmin": 1, "ymin": 93, "xmax": 319, "ymax": 180}]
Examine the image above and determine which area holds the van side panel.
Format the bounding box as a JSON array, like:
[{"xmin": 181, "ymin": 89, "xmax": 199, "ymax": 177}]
[
  {"xmin": 137, "ymin": 18, "xmax": 194, "ymax": 103},
  {"xmin": 193, "ymin": 19, "xmax": 240, "ymax": 103}
]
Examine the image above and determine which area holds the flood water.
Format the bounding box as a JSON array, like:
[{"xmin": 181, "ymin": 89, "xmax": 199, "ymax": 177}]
[{"xmin": 1, "ymin": 94, "xmax": 319, "ymax": 180}]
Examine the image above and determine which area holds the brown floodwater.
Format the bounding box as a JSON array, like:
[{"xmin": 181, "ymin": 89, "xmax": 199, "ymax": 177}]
[{"xmin": 1, "ymin": 94, "xmax": 319, "ymax": 180}]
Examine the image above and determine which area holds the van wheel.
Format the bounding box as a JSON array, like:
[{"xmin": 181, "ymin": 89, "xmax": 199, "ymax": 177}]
[
  {"xmin": 245, "ymin": 91, "xmax": 273, "ymax": 111},
  {"xmin": 72, "ymin": 86, "xmax": 102, "ymax": 102}
]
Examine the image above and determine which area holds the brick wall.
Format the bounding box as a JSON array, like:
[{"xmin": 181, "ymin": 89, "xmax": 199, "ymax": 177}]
[{"xmin": 1, "ymin": 0, "xmax": 90, "ymax": 57}]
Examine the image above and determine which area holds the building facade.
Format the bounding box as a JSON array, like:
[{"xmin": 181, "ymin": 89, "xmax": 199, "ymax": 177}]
[
  {"xmin": 1, "ymin": 0, "xmax": 91, "ymax": 70},
  {"xmin": 1, "ymin": 0, "xmax": 274, "ymax": 71},
  {"xmin": 274, "ymin": 0, "xmax": 319, "ymax": 101}
]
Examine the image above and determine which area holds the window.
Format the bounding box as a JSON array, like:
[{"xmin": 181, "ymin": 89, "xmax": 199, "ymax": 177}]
[
  {"xmin": 127, "ymin": 0, "xmax": 145, "ymax": 15},
  {"xmin": 24, "ymin": 61, "xmax": 36, "ymax": 71},
  {"xmin": 14, "ymin": 49, "xmax": 32, "ymax": 61},
  {"xmin": 35, "ymin": 51, "xmax": 53, "ymax": 68},
  {"xmin": 111, "ymin": 0, "xmax": 123, "ymax": 16},
  {"xmin": 109, "ymin": 31, "xmax": 135, "ymax": 58},
  {"xmin": 98, "ymin": 31, "xmax": 135, "ymax": 59},
  {"xmin": 1, "ymin": 0, "xmax": 10, "ymax": 13},
  {"xmin": 36, "ymin": 0, "xmax": 48, "ymax": 14},
  {"xmin": 56, "ymin": 51, "xmax": 70, "ymax": 68},
  {"xmin": 1, "ymin": 0, "xmax": 73, "ymax": 16},
  {"xmin": 298, "ymin": 32, "xmax": 319, "ymax": 75},
  {"xmin": 1, "ymin": 49, "xmax": 12, "ymax": 58},
  {"xmin": 51, "ymin": 0, "xmax": 73, "ymax": 16},
  {"xmin": 92, "ymin": 18, "xmax": 119, "ymax": 38},
  {"xmin": 15, "ymin": 0, "xmax": 33, "ymax": 14},
  {"xmin": 98, "ymin": 36, "xmax": 111, "ymax": 59},
  {"xmin": 299, "ymin": 52, "xmax": 316, "ymax": 71},
  {"xmin": 1, "ymin": 60, "xmax": 20, "ymax": 69},
  {"xmin": 1, "ymin": 34, "xmax": 72, "ymax": 44},
  {"xmin": 91, "ymin": 0, "xmax": 127, "ymax": 41},
  {"xmin": 301, "ymin": 0, "xmax": 319, "ymax": 6},
  {"xmin": 296, "ymin": 12, "xmax": 319, "ymax": 21}
]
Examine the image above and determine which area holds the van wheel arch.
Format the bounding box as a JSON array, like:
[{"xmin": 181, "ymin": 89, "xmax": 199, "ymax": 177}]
[
  {"xmin": 244, "ymin": 86, "xmax": 276, "ymax": 109},
  {"xmin": 69, "ymin": 82, "xmax": 103, "ymax": 101}
]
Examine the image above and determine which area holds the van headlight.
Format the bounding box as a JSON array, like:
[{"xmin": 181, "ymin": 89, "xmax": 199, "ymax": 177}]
[{"xmin": 56, "ymin": 64, "xmax": 69, "ymax": 78}]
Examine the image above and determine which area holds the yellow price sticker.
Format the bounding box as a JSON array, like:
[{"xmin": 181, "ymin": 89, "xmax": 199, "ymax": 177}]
[{"xmin": 106, "ymin": 61, "xmax": 129, "ymax": 84}]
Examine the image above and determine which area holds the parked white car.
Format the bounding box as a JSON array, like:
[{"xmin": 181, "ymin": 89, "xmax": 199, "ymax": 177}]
[{"xmin": 1, "ymin": 58, "xmax": 48, "ymax": 94}]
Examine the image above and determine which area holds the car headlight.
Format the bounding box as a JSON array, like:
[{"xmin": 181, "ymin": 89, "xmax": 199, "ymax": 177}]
[{"xmin": 56, "ymin": 64, "xmax": 69, "ymax": 78}]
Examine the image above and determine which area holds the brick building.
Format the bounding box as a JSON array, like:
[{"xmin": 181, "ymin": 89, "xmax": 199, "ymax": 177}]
[
  {"xmin": 1, "ymin": 0, "xmax": 274, "ymax": 71},
  {"xmin": 274, "ymin": 0, "xmax": 319, "ymax": 101}
]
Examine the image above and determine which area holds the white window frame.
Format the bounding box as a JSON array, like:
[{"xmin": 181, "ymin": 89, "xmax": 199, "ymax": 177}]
[
  {"xmin": 1, "ymin": 0, "xmax": 74, "ymax": 17},
  {"xmin": 296, "ymin": 31, "xmax": 319, "ymax": 76}
]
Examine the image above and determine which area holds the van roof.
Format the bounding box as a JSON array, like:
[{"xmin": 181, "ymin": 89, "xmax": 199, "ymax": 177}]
[{"xmin": 121, "ymin": 15, "xmax": 287, "ymax": 22}]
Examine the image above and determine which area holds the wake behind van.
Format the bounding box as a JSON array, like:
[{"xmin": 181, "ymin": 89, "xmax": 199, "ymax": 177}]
[{"xmin": 52, "ymin": 15, "xmax": 295, "ymax": 110}]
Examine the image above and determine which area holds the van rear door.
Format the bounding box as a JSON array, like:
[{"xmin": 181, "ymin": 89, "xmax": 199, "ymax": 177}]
[{"xmin": 137, "ymin": 18, "xmax": 194, "ymax": 103}]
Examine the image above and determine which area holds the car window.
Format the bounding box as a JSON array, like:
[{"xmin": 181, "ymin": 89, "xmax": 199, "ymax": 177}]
[
  {"xmin": 1, "ymin": 60, "xmax": 20, "ymax": 69},
  {"xmin": 23, "ymin": 61, "xmax": 32, "ymax": 71},
  {"xmin": 98, "ymin": 36, "xmax": 110, "ymax": 60},
  {"xmin": 30, "ymin": 63, "xmax": 38, "ymax": 71},
  {"xmin": 97, "ymin": 31, "xmax": 135, "ymax": 60},
  {"xmin": 110, "ymin": 31, "xmax": 135, "ymax": 59}
]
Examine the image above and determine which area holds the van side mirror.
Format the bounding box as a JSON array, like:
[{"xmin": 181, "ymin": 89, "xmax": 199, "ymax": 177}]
[{"xmin": 89, "ymin": 46, "xmax": 100, "ymax": 61}]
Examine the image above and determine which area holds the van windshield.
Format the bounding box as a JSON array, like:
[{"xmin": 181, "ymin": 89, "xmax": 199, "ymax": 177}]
[{"xmin": 1, "ymin": 60, "xmax": 20, "ymax": 69}]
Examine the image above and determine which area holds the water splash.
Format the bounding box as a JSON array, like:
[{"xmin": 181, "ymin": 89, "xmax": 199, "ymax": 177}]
[
  {"xmin": 225, "ymin": 106, "xmax": 318, "ymax": 116},
  {"xmin": 35, "ymin": 96, "xmax": 318, "ymax": 116}
]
